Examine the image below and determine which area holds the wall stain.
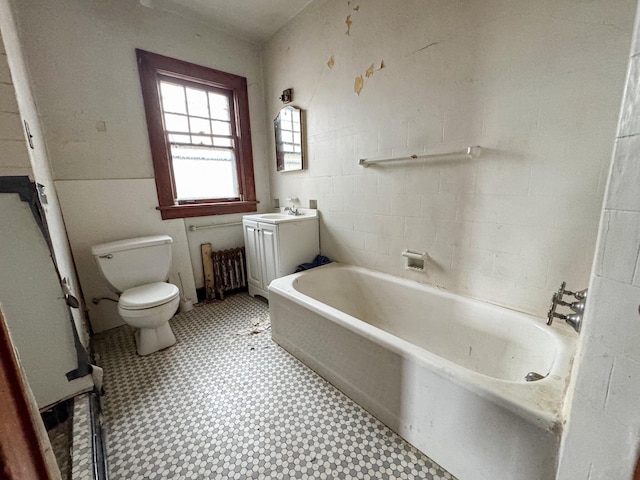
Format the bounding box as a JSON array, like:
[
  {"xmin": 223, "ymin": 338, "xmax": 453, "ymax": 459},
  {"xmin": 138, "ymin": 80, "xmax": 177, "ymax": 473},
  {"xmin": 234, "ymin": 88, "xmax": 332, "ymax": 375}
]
[
  {"xmin": 353, "ymin": 5, "xmax": 360, "ymax": 11},
  {"xmin": 327, "ymin": 56, "xmax": 335, "ymax": 69},
  {"xmin": 354, "ymin": 60, "xmax": 386, "ymax": 96},
  {"xmin": 365, "ymin": 64, "xmax": 374, "ymax": 78},
  {"xmin": 354, "ymin": 75, "xmax": 364, "ymax": 95},
  {"xmin": 345, "ymin": 14, "xmax": 352, "ymax": 35}
]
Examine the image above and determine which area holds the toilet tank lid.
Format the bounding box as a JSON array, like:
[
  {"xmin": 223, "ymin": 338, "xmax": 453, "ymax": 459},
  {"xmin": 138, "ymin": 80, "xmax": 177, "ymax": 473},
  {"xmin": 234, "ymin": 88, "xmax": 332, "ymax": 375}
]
[{"xmin": 91, "ymin": 235, "xmax": 173, "ymax": 256}]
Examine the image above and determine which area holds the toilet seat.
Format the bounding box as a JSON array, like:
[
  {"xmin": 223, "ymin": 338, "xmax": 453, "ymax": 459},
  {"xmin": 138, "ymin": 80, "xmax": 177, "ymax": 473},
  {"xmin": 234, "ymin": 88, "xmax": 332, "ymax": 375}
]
[{"xmin": 119, "ymin": 282, "xmax": 180, "ymax": 310}]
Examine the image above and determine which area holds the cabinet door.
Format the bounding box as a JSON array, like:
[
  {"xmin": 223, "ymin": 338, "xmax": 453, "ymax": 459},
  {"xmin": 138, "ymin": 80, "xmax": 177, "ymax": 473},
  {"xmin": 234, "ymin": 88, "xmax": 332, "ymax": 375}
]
[
  {"xmin": 259, "ymin": 223, "xmax": 279, "ymax": 289},
  {"xmin": 243, "ymin": 221, "xmax": 263, "ymax": 288}
]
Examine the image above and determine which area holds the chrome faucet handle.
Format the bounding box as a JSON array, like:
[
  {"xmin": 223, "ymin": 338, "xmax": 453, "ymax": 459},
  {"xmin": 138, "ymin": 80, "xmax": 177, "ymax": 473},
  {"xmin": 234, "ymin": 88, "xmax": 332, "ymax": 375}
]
[
  {"xmin": 547, "ymin": 293, "xmax": 559, "ymax": 325},
  {"xmin": 564, "ymin": 313, "xmax": 582, "ymax": 333},
  {"xmin": 555, "ymin": 298, "xmax": 584, "ymax": 313},
  {"xmin": 560, "ymin": 281, "xmax": 588, "ymax": 301},
  {"xmin": 557, "ymin": 281, "xmax": 568, "ymax": 302},
  {"xmin": 569, "ymin": 301, "xmax": 585, "ymax": 314},
  {"xmin": 572, "ymin": 289, "xmax": 588, "ymax": 301}
]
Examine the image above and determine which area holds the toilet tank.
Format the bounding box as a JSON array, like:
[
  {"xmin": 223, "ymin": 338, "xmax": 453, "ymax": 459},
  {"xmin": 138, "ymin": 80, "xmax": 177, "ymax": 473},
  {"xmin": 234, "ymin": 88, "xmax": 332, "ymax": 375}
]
[{"xmin": 91, "ymin": 235, "xmax": 174, "ymax": 293}]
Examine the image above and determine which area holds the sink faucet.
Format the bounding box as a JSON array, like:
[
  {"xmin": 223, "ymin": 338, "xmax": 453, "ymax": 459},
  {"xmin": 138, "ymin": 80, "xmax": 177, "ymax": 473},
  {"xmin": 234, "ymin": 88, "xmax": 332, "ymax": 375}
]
[{"xmin": 284, "ymin": 206, "xmax": 300, "ymax": 216}]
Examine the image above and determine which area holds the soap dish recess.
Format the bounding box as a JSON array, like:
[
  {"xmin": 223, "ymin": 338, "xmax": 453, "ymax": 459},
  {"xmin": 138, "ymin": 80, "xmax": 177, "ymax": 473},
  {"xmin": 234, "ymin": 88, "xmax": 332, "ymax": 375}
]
[{"xmin": 402, "ymin": 249, "xmax": 427, "ymax": 271}]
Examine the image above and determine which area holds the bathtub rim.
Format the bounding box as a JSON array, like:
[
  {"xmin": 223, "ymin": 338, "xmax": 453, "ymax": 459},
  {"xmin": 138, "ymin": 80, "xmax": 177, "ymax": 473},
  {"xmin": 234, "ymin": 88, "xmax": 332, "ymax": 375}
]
[{"xmin": 269, "ymin": 262, "xmax": 576, "ymax": 431}]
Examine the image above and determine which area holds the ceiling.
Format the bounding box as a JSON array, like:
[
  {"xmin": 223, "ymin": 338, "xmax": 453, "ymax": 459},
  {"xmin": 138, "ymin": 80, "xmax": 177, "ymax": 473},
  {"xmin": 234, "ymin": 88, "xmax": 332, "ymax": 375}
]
[{"xmin": 139, "ymin": 0, "xmax": 313, "ymax": 44}]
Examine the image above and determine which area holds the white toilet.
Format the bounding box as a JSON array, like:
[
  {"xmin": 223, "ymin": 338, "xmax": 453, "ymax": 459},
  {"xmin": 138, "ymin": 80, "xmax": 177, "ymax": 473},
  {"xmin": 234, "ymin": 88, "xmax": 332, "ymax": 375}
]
[{"xmin": 91, "ymin": 235, "xmax": 181, "ymax": 355}]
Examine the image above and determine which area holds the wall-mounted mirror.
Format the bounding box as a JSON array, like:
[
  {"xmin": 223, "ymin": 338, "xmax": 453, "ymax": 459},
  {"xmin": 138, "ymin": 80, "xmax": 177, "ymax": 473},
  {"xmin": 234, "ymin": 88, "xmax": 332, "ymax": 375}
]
[{"xmin": 275, "ymin": 106, "xmax": 304, "ymax": 172}]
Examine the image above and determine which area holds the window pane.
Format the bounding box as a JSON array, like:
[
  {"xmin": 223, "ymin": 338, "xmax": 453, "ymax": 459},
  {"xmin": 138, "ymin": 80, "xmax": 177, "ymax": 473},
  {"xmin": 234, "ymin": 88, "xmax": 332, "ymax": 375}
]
[
  {"xmin": 190, "ymin": 135, "xmax": 212, "ymax": 146},
  {"xmin": 281, "ymin": 130, "xmax": 293, "ymax": 144},
  {"xmin": 160, "ymin": 82, "xmax": 186, "ymax": 114},
  {"xmin": 211, "ymin": 120, "xmax": 231, "ymax": 135},
  {"xmin": 209, "ymin": 92, "xmax": 230, "ymax": 121},
  {"xmin": 186, "ymin": 87, "xmax": 209, "ymax": 118},
  {"xmin": 164, "ymin": 113, "xmax": 189, "ymax": 133},
  {"xmin": 284, "ymin": 152, "xmax": 302, "ymax": 169},
  {"xmin": 281, "ymin": 120, "xmax": 292, "ymax": 131},
  {"xmin": 168, "ymin": 133, "xmax": 190, "ymax": 144},
  {"xmin": 189, "ymin": 117, "xmax": 211, "ymax": 135},
  {"xmin": 171, "ymin": 145, "xmax": 238, "ymax": 200},
  {"xmin": 213, "ymin": 137, "xmax": 233, "ymax": 147}
]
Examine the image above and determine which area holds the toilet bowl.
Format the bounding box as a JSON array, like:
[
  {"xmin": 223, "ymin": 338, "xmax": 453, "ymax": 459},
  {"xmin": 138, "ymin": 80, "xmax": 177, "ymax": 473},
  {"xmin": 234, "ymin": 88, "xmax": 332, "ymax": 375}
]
[
  {"xmin": 91, "ymin": 235, "xmax": 181, "ymax": 355},
  {"xmin": 118, "ymin": 282, "xmax": 180, "ymax": 355}
]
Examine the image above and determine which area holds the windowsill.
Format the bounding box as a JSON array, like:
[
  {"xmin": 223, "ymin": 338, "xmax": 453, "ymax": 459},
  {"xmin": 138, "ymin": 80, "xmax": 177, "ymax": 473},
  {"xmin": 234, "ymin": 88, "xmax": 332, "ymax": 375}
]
[{"xmin": 157, "ymin": 201, "xmax": 258, "ymax": 220}]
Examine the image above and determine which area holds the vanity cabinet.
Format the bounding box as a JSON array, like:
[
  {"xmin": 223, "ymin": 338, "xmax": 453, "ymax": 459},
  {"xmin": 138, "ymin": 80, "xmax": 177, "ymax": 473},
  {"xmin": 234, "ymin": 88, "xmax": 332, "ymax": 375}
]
[{"xmin": 242, "ymin": 214, "xmax": 319, "ymax": 299}]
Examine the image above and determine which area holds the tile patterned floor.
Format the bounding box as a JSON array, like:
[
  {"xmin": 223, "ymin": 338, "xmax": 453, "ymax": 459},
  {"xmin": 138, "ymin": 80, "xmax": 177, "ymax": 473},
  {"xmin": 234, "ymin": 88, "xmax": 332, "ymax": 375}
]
[
  {"xmin": 47, "ymin": 419, "xmax": 71, "ymax": 480},
  {"xmin": 94, "ymin": 293, "xmax": 455, "ymax": 480}
]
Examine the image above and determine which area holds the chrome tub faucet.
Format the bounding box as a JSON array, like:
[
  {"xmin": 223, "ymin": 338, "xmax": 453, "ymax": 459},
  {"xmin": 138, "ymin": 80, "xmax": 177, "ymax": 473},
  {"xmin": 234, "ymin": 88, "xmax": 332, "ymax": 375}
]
[{"xmin": 547, "ymin": 281, "xmax": 587, "ymax": 333}]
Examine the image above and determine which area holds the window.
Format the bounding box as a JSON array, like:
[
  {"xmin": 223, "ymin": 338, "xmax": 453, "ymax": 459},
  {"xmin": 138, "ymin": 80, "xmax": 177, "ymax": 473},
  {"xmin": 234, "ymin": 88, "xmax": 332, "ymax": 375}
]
[{"xmin": 136, "ymin": 49, "xmax": 257, "ymax": 219}]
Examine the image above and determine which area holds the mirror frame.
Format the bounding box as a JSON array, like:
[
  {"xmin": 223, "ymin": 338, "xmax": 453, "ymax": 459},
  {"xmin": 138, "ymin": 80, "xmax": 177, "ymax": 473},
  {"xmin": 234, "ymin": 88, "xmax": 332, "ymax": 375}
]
[{"xmin": 274, "ymin": 105, "xmax": 304, "ymax": 172}]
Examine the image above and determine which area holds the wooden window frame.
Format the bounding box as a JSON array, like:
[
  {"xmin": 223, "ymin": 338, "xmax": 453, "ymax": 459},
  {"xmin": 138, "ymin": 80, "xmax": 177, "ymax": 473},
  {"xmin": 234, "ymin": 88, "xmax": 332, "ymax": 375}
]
[{"xmin": 136, "ymin": 49, "xmax": 258, "ymax": 219}]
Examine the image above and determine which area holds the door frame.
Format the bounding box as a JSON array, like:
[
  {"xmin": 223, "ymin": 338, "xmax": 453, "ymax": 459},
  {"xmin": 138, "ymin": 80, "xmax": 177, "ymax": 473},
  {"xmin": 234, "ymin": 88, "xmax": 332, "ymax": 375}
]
[{"xmin": 0, "ymin": 308, "xmax": 58, "ymax": 479}]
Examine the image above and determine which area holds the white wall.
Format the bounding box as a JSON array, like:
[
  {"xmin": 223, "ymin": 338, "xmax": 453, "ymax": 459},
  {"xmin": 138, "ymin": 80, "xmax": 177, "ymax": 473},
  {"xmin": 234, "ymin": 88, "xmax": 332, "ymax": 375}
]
[
  {"xmin": 10, "ymin": 0, "xmax": 273, "ymax": 331},
  {"xmin": 263, "ymin": 0, "xmax": 635, "ymax": 316},
  {"xmin": 0, "ymin": 32, "xmax": 31, "ymax": 177},
  {"xmin": 0, "ymin": 0, "xmax": 89, "ymax": 347},
  {"xmin": 557, "ymin": 3, "xmax": 640, "ymax": 477}
]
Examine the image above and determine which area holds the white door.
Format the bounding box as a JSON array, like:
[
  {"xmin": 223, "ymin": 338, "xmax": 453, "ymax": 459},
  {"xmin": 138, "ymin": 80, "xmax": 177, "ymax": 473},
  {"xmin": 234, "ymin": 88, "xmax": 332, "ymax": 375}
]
[
  {"xmin": 259, "ymin": 223, "xmax": 279, "ymax": 289},
  {"xmin": 0, "ymin": 195, "xmax": 92, "ymax": 408},
  {"xmin": 243, "ymin": 220, "xmax": 263, "ymax": 289}
]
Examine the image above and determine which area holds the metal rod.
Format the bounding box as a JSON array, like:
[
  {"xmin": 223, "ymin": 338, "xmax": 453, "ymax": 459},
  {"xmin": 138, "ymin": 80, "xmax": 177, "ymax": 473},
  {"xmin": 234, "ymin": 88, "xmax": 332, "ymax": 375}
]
[
  {"xmin": 188, "ymin": 222, "xmax": 243, "ymax": 232},
  {"xmin": 359, "ymin": 145, "xmax": 482, "ymax": 167},
  {"xmin": 91, "ymin": 296, "xmax": 119, "ymax": 305}
]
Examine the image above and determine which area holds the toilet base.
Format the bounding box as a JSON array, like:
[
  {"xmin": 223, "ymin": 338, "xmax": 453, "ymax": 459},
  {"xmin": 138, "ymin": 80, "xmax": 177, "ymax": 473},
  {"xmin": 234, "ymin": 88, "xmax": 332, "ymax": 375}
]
[{"xmin": 134, "ymin": 322, "xmax": 176, "ymax": 356}]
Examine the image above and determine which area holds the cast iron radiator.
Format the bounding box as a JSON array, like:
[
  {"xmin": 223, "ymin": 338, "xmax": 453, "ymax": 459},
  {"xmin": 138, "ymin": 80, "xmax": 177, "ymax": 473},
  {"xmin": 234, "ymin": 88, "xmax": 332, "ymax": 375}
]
[{"xmin": 202, "ymin": 244, "xmax": 247, "ymax": 300}]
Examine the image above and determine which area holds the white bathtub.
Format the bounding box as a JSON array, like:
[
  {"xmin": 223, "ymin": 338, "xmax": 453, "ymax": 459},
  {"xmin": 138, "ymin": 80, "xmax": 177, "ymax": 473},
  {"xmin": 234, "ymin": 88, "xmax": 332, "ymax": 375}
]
[{"xmin": 269, "ymin": 263, "xmax": 576, "ymax": 480}]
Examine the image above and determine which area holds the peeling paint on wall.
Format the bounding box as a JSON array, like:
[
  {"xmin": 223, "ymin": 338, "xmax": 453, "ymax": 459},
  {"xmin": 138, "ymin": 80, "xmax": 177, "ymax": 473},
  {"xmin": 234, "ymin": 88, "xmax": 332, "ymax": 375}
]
[
  {"xmin": 353, "ymin": 60, "xmax": 386, "ymax": 95},
  {"xmin": 354, "ymin": 75, "xmax": 363, "ymax": 95},
  {"xmin": 365, "ymin": 64, "xmax": 374, "ymax": 78},
  {"xmin": 345, "ymin": 14, "xmax": 352, "ymax": 35},
  {"xmin": 327, "ymin": 56, "xmax": 335, "ymax": 69}
]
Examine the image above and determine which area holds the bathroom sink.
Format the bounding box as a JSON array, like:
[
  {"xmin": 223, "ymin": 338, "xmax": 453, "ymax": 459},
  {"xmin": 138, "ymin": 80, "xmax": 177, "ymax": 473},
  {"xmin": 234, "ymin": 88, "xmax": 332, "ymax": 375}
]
[
  {"xmin": 243, "ymin": 209, "xmax": 318, "ymax": 224},
  {"xmin": 259, "ymin": 214, "xmax": 291, "ymax": 220}
]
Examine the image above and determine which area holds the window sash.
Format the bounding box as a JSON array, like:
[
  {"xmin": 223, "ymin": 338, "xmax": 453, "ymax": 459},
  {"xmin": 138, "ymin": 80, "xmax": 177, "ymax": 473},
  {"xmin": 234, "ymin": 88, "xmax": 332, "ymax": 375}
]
[
  {"xmin": 157, "ymin": 76, "xmax": 241, "ymax": 203},
  {"xmin": 170, "ymin": 144, "xmax": 239, "ymax": 203}
]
